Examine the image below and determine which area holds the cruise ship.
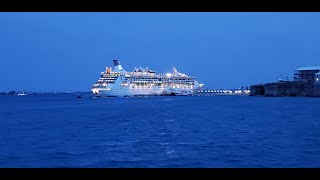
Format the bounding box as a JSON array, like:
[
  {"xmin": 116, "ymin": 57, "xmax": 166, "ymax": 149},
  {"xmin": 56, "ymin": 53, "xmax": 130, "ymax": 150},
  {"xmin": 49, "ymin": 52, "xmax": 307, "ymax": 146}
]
[{"xmin": 91, "ymin": 60, "xmax": 204, "ymax": 97}]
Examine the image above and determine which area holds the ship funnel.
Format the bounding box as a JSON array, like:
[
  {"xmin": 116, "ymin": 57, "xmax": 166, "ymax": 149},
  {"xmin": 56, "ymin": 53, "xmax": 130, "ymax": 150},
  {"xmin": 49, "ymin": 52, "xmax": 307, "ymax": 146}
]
[
  {"xmin": 111, "ymin": 59, "xmax": 126, "ymax": 73},
  {"xmin": 113, "ymin": 60, "xmax": 120, "ymax": 66}
]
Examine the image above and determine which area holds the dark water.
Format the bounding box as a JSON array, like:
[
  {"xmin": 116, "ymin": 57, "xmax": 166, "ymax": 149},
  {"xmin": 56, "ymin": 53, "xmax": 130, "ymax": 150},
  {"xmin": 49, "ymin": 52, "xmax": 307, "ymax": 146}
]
[{"xmin": 1, "ymin": 94, "xmax": 320, "ymax": 167}]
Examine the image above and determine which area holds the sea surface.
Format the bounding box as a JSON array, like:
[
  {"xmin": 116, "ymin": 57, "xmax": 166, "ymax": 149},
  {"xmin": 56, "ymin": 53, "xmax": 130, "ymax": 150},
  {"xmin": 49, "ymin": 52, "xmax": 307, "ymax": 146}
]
[{"xmin": 0, "ymin": 94, "xmax": 320, "ymax": 167}]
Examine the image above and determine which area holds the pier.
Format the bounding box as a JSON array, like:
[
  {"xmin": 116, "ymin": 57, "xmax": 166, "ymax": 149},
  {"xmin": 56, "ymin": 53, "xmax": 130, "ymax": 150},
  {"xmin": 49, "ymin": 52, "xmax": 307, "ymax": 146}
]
[{"xmin": 195, "ymin": 89, "xmax": 250, "ymax": 96}]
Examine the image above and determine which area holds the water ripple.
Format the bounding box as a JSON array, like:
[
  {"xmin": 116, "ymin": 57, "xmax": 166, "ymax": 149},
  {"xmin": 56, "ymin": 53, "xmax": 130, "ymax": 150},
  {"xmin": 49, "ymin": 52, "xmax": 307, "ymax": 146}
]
[{"xmin": 1, "ymin": 95, "xmax": 320, "ymax": 167}]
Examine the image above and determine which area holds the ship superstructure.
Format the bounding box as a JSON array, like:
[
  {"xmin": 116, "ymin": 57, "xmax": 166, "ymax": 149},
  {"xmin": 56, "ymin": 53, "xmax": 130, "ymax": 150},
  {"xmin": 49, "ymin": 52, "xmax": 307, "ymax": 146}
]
[{"xmin": 91, "ymin": 60, "xmax": 204, "ymax": 97}]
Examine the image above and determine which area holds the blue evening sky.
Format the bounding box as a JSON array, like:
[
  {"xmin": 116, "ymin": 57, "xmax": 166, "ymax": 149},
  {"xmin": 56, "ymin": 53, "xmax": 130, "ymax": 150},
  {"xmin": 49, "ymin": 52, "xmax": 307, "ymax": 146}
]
[{"xmin": 0, "ymin": 12, "xmax": 320, "ymax": 92}]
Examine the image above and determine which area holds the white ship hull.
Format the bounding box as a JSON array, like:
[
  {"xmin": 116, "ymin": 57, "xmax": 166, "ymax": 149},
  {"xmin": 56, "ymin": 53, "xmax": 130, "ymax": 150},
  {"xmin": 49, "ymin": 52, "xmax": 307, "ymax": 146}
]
[{"xmin": 92, "ymin": 86, "xmax": 195, "ymax": 97}]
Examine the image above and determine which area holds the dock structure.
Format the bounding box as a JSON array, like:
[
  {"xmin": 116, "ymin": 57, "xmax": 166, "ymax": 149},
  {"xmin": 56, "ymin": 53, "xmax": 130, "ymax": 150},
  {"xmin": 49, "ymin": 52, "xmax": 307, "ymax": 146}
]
[
  {"xmin": 250, "ymin": 66, "xmax": 320, "ymax": 97},
  {"xmin": 195, "ymin": 89, "xmax": 250, "ymax": 96}
]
